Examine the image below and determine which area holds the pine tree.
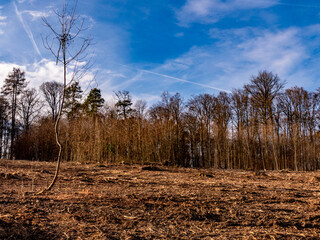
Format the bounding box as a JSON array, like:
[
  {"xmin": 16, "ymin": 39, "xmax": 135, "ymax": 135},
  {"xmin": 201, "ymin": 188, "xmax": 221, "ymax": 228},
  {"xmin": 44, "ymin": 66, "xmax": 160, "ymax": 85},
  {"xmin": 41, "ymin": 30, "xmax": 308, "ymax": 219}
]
[
  {"xmin": 0, "ymin": 95, "xmax": 9, "ymax": 158},
  {"xmin": 115, "ymin": 91, "xmax": 133, "ymax": 119},
  {"xmin": 64, "ymin": 82, "xmax": 83, "ymax": 118},
  {"xmin": 83, "ymin": 88, "xmax": 105, "ymax": 115},
  {"xmin": 1, "ymin": 68, "xmax": 27, "ymax": 159}
]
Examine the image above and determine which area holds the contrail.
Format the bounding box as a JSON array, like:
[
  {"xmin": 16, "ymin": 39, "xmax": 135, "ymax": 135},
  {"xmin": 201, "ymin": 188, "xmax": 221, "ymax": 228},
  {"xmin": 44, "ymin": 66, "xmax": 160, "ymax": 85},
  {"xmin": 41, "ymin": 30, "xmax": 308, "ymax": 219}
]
[
  {"xmin": 14, "ymin": 2, "xmax": 42, "ymax": 58},
  {"xmin": 119, "ymin": 64, "xmax": 231, "ymax": 93},
  {"xmin": 141, "ymin": 69, "xmax": 231, "ymax": 93},
  {"xmin": 261, "ymin": 0, "xmax": 320, "ymax": 8}
]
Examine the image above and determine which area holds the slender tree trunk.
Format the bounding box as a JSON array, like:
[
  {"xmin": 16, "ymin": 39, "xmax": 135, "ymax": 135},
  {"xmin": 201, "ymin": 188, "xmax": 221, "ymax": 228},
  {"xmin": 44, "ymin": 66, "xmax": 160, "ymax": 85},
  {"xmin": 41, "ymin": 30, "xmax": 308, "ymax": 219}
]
[
  {"xmin": 39, "ymin": 41, "xmax": 66, "ymax": 194},
  {"xmin": 293, "ymin": 125, "xmax": 298, "ymax": 171},
  {"xmin": 271, "ymin": 123, "xmax": 279, "ymax": 170},
  {"xmin": 0, "ymin": 121, "xmax": 3, "ymax": 158},
  {"xmin": 10, "ymin": 89, "xmax": 16, "ymax": 159}
]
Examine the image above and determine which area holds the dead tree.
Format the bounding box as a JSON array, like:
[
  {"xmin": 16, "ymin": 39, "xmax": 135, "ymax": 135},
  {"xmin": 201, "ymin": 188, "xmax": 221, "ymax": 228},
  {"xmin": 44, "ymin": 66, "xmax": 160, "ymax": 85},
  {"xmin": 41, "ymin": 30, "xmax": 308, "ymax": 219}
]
[{"xmin": 39, "ymin": 0, "xmax": 91, "ymax": 193}]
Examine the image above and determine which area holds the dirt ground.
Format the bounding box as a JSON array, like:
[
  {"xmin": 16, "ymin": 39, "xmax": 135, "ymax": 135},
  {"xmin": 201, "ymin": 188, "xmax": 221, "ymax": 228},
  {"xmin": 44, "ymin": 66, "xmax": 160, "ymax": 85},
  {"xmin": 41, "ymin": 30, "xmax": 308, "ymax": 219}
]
[{"xmin": 1, "ymin": 160, "xmax": 320, "ymax": 239}]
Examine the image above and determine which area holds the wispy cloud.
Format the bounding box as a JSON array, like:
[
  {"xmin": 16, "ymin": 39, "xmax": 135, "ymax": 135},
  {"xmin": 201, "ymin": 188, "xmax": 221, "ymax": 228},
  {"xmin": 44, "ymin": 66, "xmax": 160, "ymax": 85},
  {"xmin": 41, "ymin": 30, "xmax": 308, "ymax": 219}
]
[
  {"xmin": 146, "ymin": 26, "xmax": 319, "ymax": 93},
  {"xmin": 18, "ymin": 0, "xmax": 36, "ymax": 3},
  {"xmin": 0, "ymin": 6, "xmax": 6, "ymax": 35},
  {"xmin": 13, "ymin": 2, "xmax": 42, "ymax": 58},
  {"xmin": 23, "ymin": 10, "xmax": 50, "ymax": 20},
  {"xmin": 110, "ymin": 70, "xmax": 142, "ymax": 91},
  {"xmin": 176, "ymin": 0, "xmax": 277, "ymax": 26},
  {"xmin": 238, "ymin": 28, "xmax": 306, "ymax": 76},
  {"xmin": 271, "ymin": 1, "xmax": 320, "ymax": 8},
  {"xmin": 97, "ymin": 25, "xmax": 310, "ymax": 97},
  {"xmin": 111, "ymin": 63, "xmax": 232, "ymax": 93}
]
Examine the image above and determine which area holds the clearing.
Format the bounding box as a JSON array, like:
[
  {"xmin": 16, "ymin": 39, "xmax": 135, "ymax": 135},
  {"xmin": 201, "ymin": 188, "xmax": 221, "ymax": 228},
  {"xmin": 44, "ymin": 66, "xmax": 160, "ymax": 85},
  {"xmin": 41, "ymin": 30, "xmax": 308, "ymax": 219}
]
[{"xmin": 1, "ymin": 160, "xmax": 320, "ymax": 239}]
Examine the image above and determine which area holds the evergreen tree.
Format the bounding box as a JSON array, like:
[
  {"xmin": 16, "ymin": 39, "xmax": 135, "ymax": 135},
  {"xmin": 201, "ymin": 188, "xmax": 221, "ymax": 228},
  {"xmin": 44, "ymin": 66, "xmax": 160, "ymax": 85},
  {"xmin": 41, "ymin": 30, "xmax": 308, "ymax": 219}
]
[
  {"xmin": 83, "ymin": 88, "xmax": 105, "ymax": 115},
  {"xmin": 64, "ymin": 82, "xmax": 83, "ymax": 118},
  {"xmin": 0, "ymin": 95, "xmax": 9, "ymax": 158},
  {"xmin": 115, "ymin": 90, "xmax": 133, "ymax": 119},
  {"xmin": 1, "ymin": 68, "xmax": 27, "ymax": 159}
]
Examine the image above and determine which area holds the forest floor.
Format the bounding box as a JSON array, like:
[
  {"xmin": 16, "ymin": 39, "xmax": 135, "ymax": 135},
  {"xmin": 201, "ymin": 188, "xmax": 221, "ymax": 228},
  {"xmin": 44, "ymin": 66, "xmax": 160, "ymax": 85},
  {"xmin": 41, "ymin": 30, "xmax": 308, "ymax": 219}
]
[{"xmin": 1, "ymin": 160, "xmax": 320, "ymax": 239}]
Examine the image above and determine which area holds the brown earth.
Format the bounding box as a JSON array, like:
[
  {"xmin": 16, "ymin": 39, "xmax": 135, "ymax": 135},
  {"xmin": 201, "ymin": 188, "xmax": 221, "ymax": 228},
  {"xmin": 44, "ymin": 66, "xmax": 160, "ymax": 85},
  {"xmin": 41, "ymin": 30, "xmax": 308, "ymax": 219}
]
[{"xmin": 1, "ymin": 160, "xmax": 320, "ymax": 239}]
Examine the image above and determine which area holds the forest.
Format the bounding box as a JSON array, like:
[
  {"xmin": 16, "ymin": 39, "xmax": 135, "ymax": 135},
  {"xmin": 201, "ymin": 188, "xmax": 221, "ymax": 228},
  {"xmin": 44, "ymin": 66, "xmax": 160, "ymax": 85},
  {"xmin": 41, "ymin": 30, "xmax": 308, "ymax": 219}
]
[{"xmin": 0, "ymin": 68, "xmax": 319, "ymax": 171}]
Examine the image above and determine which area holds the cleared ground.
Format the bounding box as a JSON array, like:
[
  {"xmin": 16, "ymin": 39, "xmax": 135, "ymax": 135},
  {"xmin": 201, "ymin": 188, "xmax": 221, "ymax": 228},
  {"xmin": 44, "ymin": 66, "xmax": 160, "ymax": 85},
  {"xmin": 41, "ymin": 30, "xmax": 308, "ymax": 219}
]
[{"xmin": 1, "ymin": 160, "xmax": 320, "ymax": 239}]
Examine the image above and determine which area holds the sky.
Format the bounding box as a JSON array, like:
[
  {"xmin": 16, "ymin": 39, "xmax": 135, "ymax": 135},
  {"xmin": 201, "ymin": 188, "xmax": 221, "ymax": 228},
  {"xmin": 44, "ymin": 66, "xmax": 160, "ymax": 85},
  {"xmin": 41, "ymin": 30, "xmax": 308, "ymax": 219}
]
[{"xmin": 0, "ymin": 0, "xmax": 320, "ymax": 104}]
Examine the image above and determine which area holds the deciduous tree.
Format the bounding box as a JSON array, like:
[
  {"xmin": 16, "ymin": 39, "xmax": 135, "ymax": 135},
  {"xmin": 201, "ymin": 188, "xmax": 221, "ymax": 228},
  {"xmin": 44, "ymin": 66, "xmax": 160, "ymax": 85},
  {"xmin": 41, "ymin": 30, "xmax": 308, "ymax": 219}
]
[
  {"xmin": 40, "ymin": 81, "xmax": 63, "ymax": 121},
  {"xmin": 40, "ymin": 0, "xmax": 92, "ymax": 192},
  {"xmin": 18, "ymin": 88, "xmax": 42, "ymax": 132}
]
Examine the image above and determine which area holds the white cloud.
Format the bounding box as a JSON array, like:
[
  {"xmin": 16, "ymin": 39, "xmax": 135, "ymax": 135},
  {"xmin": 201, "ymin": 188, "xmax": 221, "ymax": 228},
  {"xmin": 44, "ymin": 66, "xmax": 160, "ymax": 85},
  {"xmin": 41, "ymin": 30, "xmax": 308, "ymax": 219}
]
[
  {"xmin": 0, "ymin": 62, "xmax": 26, "ymax": 86},
  {"xmin": 238, "ymin": 28, "xmax": 306, "ymax": 76},
  {"xmin": 142, "ymin": 26, "xmax": 319, "ymax": 94},
  {"xmin": 23, "ymin": 10, "xmax": 50, "ymax": 20},
  {"xmin": 25, "ymin": 59, "xmax": 63, "ymax": 88},
  {"xmin": 176, "ymin": 0, "xmax": 277, "ymax": 26},
  {"xmin": 175, "ymin": 32, "xmax": 184, "ymax": 37},
  {"xmin": 0, "ymin": 59, "xmax": 96, "ymax": 94},
  {"xmin": 0, "ymin": 60, "xmax": 62, "ymax": 90},
  {"xmin": 131, "ymin": 93, "xmax": 161, "ymax": 107},
  {"xmin": 0, "ymin": 6, "xmax": 6, "ymax": 35},
  {"xmin": 18, "ymin": 0, "xmax": 37, "ymax": 3}
]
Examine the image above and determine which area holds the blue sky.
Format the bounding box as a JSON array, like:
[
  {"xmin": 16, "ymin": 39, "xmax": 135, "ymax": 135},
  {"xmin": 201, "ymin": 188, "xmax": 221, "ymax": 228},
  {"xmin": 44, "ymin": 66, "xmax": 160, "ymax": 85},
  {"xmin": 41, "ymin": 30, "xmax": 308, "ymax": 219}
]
[{"xmin": 0, "ymin": 0, "xmax": 320, "ymax": 104}]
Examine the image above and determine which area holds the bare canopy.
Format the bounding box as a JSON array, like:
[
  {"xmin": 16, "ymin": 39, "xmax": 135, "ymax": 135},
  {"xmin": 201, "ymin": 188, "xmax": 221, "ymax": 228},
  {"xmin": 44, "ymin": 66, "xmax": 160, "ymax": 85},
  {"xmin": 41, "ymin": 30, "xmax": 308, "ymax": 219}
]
[{"xmin": 39, "ymin": 0, "xmax": 92, "ymax": 193}]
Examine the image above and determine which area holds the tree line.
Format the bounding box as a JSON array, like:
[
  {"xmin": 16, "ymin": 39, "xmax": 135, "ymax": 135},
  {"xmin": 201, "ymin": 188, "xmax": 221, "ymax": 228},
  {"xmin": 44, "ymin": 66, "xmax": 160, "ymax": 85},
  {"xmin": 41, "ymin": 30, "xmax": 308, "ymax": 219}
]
[{"xmin": 0, "ymin": 68, "xmax": 319, "ymax": 170}]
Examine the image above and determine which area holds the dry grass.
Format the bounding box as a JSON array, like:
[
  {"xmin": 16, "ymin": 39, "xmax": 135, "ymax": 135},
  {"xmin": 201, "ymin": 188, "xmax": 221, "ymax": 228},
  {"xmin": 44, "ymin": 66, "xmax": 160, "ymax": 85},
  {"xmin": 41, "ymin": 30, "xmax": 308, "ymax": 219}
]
[{"xmin": 1, "ymin": 160, "xmax": 320, "ymax": 239}]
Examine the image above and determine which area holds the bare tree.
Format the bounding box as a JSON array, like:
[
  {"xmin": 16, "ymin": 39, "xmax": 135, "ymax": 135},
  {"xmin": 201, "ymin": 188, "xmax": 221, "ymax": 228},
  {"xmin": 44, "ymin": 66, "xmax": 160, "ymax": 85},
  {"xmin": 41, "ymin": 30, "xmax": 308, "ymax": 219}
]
[
  {"xmin": 231, "ymin": 89, "xmax": 250, "ymax": 169},
  {"xmin": 213, "ymin": 92, "xmax": 231, "ymax": 168},
  {"xmin": 40, "ymin": 81, "xmax": 63, "ymax": 121},
  {"xmin": 39, "ymin": 0, "xmax": 92, "ymax": 193},
  {"xmin": 187, "ymin": 94, "xmax": 215, "ymax": 167},
  {"xmin": 245, "ymin": 71, "xmax": 284, "ymax": 125},
  {"xmin": 134, "ymin": 100, "xmax": 147, "ymax": 119},
  {"xmin": 245, "ymin": 71, "xmax": 284, "ymax": 170},
  {"xmin": 18, "ymin": 88, "xmax": 42, "ymax": 132},
  {"xmin": 149, "ymin": 92, "xmax": 186, "ymax": 166}
]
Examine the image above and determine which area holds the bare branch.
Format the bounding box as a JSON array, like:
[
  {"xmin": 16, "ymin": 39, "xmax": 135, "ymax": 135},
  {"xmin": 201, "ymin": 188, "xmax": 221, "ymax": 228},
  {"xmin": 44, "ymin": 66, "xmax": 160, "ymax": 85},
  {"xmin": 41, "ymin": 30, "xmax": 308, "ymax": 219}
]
[{"xmin": 38, "ymin": 0, "xmax": 92, "ymax": 194}]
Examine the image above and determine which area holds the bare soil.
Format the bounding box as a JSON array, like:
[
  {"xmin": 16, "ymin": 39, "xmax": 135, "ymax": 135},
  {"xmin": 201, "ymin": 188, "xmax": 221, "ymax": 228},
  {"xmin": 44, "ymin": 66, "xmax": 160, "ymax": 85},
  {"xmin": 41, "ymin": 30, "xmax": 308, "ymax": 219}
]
[{"xmin": 1, "ymin": 160, "xmax": 320, "ymax": 239}]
